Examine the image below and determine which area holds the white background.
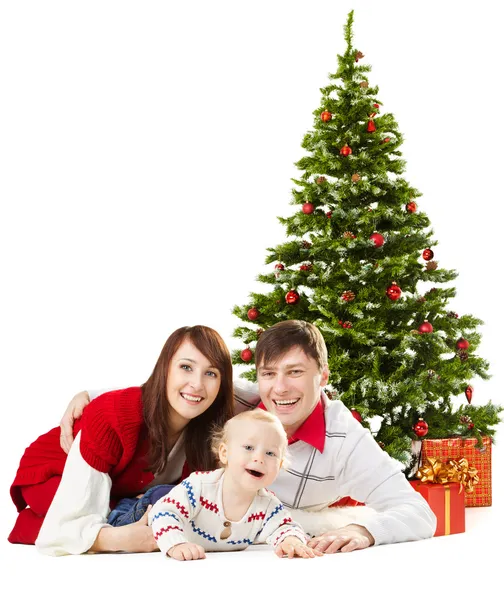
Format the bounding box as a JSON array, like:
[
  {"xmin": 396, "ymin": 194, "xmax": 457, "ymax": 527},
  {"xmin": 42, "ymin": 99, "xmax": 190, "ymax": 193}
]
[{"xmin": 0, "ymin": 1, "xmax": 502, "ymax": 596}]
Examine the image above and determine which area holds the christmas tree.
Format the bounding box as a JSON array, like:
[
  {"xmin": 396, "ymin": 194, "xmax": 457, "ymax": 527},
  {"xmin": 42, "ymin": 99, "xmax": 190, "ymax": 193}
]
[{"xmin": 231, "ymin": 11, "xmax": 501, "ymax": 475}]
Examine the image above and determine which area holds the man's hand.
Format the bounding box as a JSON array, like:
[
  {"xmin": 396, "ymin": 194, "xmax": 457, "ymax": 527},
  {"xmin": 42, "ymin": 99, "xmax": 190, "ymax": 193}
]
[
  {"xmin": 275, "ymin": 536, "xmax": 323, "ymax": 559},
  {"xmin": 59, "ymin": 391, "xmax": 90, "ymax": 453},
  {"xmin": 168, "ymin": 542, "xmax": 206, "ymax": 561},
  {"xmin": 307, "ymin": 524, "xmax": 375, "ymax": 554}
]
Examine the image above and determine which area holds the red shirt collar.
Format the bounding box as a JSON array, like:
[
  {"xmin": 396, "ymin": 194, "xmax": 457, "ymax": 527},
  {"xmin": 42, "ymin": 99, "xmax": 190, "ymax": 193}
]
[{"xmin": 257, "ymin": 397, "xmax": 325, "ymax": 453}]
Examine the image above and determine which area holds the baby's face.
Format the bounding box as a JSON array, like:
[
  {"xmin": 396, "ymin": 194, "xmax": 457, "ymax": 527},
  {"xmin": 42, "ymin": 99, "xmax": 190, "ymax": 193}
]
[{"xmin": 222, "ymin": 419, "xmax": 286, "ymax": 492}]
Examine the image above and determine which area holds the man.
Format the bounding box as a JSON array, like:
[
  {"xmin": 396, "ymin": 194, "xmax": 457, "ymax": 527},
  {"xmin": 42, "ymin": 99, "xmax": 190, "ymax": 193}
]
[{"xmin": 59, "ymin": 320, "xmax": 436, "ymax": 552}]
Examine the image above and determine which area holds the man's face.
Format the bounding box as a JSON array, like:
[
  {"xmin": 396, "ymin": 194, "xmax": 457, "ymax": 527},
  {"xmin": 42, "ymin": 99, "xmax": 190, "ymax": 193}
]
[{"xmin": 257, "ymin": 346, "xmax": 329, "ymax": 435}]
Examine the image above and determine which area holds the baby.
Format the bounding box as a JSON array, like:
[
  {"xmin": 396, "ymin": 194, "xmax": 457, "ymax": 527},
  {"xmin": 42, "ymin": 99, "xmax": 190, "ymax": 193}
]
[{"xmin": 148, "ymin": 409, "xmax": 322, "ymax": 560}]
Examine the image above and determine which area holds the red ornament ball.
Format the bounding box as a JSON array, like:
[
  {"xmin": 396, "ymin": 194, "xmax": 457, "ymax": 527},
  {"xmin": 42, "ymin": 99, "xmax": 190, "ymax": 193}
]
[
  {"xmin": 367, "ymin": 120, "xmax": 376, "ymax": 133},
  {"xmin": 320, "ymin": 111, "xmax": 332, "ymax": 122},
  {"xmin": 370, "ymin": 232, "xmax": 385, "ymax": 248},
  {"xmin": 340, "ymin": 144, "xmax": 352, "ymax": 156},
  {"xmin": 275, "ymin": 263, "xmax": 285, "ymax": 271},
  {"xmin": 418, "ymin": 320, "xmax": 434, "ymax": 334},
  {"xmin": 468, "ymin": 422, "xmax": 475, "ymax": 430},
  {"xmin": 386, "ymin": 282, "xmax": 402, "ymax": 301},
  {"xmin": 240, "ymin": 348, "xmax": 253, "ymax": 362},
  {"xmin": 300, "ymin": 263, "xmax": 312, "ymax": 271},
  {"xmin": 465, "ymin": 385, "xmax": 473, "ymax": 404},
  {"xmin": 326, "ymin": 211, "xmax": 332, "ymax": 219},
  {"xmin": 351, "ymin": 408, "xmax": 362, "ymax": 423},
  {"xmin": 302, "ymin": 202, "xmax": 314, "ymax": 214},
  {"xmin": 413, "ymin": 419, "xmax": 429, "ymax": 437},
  {"xmin": 373, "ymin": 103, "xmax": 380, "ymax": 109},
  {"xmin": 406, "ymin": 201, "xmax": 417, "ymax": 213},
  {"xmin": 247, "ymin": 307, "xmax": 260, "ymax": 321},
  {"xmin": 285, "ymin": 290, "xmax": 300, "ymax": 305},
  {"xmin": 456, "ymin": 338, "xmax": 470, "ymax": 350},
  {"xmin": 380, "ymin": 137, "xmax": 391, "ymax": 144},
  {"xmin": 422, "ymin": 248, "xmax": 434, "ymax": 261}
]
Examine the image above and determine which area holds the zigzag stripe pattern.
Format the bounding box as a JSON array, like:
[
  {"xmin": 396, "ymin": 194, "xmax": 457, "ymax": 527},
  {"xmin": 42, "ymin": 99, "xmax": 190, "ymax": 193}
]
[
  {"xmin": 247, "ymin": 511, "xmax": 266, "ymax": 522},
  {"xmin": 200, "ymin": 496, "xmax": 219, "ymax": 513},
  {"xmin": 154, "ymin": 525, "xmax": 183, "ymax": 540},
  {"xmin": 263, "ymin": 503, "xmax": 284, "ymax": 528},
  {"xmin": 194, "ymin": 471, "xmax": 212, "ymax": 475},
  {"xmin": 280, "ymin": 517, "xmax": 292, "ymax": 527},
  {"xmin": 182, "ymin": 479, "xmax": 196, "ymax": 507},
  {"xmin": 227, "ymin": 538, "xmax": 254, "ymax": 546},
  {"xmin": 190, "ymin": 520, "xmax": 217, "ymax": 543},
  {"xmin": 151, "ymin": 511, "xmax": 182, "ymax": 524},
  {"xmin": 273, "ymin": 527, "xmax": 298, "ymax": 546},
  {"xmin": 255, "ymin": 503, "xmax": 284, "ymax": 539},
  {"xmin": 162, "ymin": 497, "xmax": 189, "ymax": 518}
]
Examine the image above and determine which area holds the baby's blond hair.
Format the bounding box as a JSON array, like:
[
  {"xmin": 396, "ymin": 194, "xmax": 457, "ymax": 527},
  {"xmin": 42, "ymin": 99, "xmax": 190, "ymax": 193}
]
[{"xmin": 210, "ymin": 409, "xmax": 288, "ymax": 467}]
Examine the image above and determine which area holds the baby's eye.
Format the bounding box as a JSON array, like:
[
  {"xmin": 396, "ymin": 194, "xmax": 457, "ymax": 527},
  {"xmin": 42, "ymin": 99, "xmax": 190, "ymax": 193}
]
[
  {"xmin": 266, "ymin": 451, "xmax": 277, "ymax": 458},
  {"xmin": 244, "ymin": 445, "xmax": 254, "ymax": 451}
]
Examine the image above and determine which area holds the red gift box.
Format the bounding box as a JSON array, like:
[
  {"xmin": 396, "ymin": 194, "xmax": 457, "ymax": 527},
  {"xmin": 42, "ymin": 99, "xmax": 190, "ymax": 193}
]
[
  {"xmin": 421, "ymin": 437, "xmax": 492, "ymax": 507},
  {"xmin": 410, "ymin": 480, "xmax": 465, "ymax": 536}
]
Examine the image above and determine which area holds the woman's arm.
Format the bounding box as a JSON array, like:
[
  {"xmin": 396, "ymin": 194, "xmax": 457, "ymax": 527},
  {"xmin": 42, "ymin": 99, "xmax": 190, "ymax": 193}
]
[{"xmin": 36, "ymin": 431, "xmax": 157, "ymax": 555}]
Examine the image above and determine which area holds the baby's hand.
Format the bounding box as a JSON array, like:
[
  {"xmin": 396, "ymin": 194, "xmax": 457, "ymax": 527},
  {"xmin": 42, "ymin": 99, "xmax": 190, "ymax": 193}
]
[
  {"xmin": 167, "ymin": 542, "xmax": 206, "ymax": 561},
  {"xmin": 275, "ymin": 536, "xmax": 323, "ymax": 559}
]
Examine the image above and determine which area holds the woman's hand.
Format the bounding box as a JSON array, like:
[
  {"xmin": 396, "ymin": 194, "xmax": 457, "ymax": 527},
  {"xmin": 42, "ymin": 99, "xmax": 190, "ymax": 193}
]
[
  {"xmin": 91, "ymin": 506, "xmax": 158, "ymax": 554},
  {"xmin": 275, "ymin": 536, "xmax": 323, "ymax": 559},
  {"xmin": 59, "ymin": 391, "xmax": 90, "ymax": 453},
  {"xmin": 168, "ymin": 542, "xmax": 206, "ymax": 561}
]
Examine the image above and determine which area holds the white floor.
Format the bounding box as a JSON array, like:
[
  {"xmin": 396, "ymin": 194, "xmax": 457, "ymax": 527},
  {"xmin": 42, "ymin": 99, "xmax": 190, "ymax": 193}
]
[{"xmin": 3, "ymin": 432, "xmax": 502, "ymax": 600}]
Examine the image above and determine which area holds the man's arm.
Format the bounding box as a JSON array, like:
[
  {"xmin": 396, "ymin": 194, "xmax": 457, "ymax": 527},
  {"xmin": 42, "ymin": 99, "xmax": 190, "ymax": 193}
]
[
  {"xmin": 308, "ymin": 421, "xmax": 436, "ymax": 553},
  {"xmin": 59, "ymin": 389, "xmax": 114, "ymax": 452}
]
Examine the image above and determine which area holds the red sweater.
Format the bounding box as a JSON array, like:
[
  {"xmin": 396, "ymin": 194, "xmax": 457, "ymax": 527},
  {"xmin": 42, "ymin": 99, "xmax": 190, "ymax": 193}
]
[{"xmin": 10, "ymin": 387, "xmax": 155, "ymax": 512}]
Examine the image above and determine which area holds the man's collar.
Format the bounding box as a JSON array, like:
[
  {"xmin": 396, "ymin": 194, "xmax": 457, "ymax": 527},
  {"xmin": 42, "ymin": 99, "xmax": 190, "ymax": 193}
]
[{"xmin": 257, "ymin": 397, "xmax": 325, "ymax": 453}]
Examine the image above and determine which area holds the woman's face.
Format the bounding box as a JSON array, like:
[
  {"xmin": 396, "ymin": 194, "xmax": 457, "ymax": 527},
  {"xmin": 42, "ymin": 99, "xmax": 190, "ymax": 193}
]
[{"xmin": 166, "ymin": 338, "xmax": 222, "ymax": 430}]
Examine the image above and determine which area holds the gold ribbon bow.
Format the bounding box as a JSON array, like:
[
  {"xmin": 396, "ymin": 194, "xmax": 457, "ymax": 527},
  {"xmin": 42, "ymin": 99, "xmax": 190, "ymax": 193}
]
[{"xmin": 415, "ymin": 456, "xmax": 479, "ymax": 494}]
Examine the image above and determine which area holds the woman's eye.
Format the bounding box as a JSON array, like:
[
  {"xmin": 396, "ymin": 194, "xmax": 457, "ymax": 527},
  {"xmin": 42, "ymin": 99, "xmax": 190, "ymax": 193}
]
[
  {"xmin": 181, "ymin": 364, "xmax": 191, "ymax": 371},
  {"xmin": 206, "ymin": 371, "xmax": 218, "ymax": 378}
]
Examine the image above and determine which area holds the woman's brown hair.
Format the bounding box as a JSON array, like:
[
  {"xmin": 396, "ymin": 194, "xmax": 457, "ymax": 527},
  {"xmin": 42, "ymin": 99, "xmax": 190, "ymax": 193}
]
[{"xmin": 142, "ymin": 325, "xmax": 234, "ymax": 474}]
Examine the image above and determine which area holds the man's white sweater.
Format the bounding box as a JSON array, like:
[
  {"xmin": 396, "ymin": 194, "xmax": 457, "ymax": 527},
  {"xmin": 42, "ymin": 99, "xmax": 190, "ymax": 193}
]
[{"xmin": 234, "ymin": 383, "xmax": 436, "ymax": 544}]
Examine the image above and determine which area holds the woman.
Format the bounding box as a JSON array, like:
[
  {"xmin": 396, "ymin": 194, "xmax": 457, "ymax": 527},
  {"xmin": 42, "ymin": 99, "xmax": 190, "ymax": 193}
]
[{"xmin": 8, "ymin": 325, "xmax": 235, "ymax": 555}]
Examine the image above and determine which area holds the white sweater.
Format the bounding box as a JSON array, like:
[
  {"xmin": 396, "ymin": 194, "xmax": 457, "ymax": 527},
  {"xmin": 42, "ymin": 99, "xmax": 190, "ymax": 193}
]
[
  {"xmin": 35, "ymin": 382, "xmax": 436, "ymax": 555},
  {"xmin": 234, "ymin": 382, "xmax": 436, "ymax": 544},
  {"xmin": 148, "ymin": 469, "xmax": 307, "ymax": 555}
]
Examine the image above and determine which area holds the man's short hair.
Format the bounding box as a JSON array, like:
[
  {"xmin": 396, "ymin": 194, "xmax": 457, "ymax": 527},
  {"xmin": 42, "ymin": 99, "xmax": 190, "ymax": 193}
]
[{"xmin": 255, "ymin": 320, "xmax": 328, "ymax": 371}]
